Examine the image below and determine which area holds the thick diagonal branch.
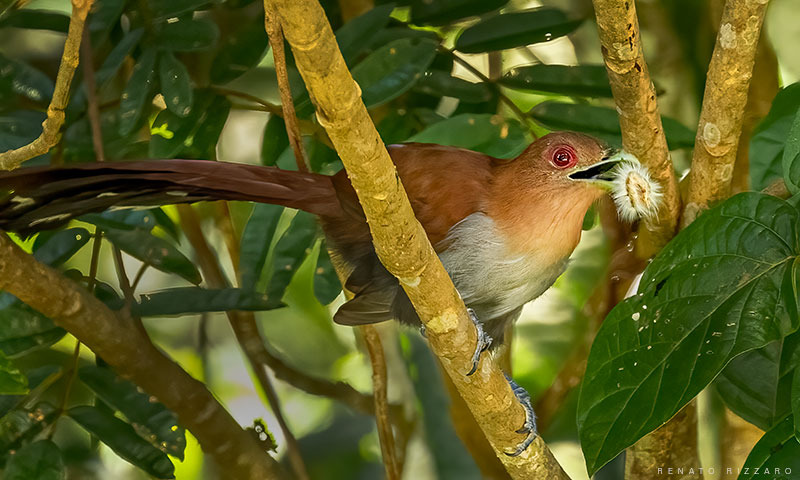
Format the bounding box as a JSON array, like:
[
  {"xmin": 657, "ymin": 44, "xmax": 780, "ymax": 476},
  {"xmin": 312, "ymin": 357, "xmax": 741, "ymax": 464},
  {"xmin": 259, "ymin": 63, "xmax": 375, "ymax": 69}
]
[
  {"xmin": 0, "ymin": 234, "xmax": 287, "ymax": 479},
  {"xmin": 591, "ymin": 0, "xmax": 680, "ymax": 254},
  {"xmin": 269, "ymin": 1, "xmax": 568, "ymax": 477}
]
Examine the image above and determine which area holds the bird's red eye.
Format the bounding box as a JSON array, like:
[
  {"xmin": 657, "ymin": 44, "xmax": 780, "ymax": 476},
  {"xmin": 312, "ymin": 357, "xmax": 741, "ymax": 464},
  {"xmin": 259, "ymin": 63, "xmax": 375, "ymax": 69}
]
[{"xmin": 551, "ymin": 147, "xmax": 576, "ymax": 169}]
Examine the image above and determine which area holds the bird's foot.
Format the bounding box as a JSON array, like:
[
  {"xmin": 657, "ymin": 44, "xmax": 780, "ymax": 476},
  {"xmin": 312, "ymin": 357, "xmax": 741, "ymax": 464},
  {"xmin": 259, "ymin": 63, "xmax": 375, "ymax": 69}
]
[
  {"xmin": 504, "ymin": 373, "xmax": 538, "ymax": 456},
  {"xmin": 466, "ymin": 308, "xmax": 492, "ymax": 376}
]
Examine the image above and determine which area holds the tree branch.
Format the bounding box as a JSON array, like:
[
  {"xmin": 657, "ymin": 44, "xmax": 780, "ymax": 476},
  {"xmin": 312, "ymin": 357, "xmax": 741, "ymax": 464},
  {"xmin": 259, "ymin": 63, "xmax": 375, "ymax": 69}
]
[
  {"xmin": 270, "ymin": 1, "xmax": 569, "ymax": 477},
  {"xmin": 683, "ymin": 0, "xmax": 770, "ymax": 225},
  {"xmin": 362, "ymin": 325, "xmax": 400, "ymax": 480},
  {"xmin": 591, "ymin": 0, "xmax": 681, "ymax": 255},
  {"xmin": 0, "ymin": 0, "xmax": 94, "ymax": 170},
  {"xmin": 0, "ymin": 234, "xmax": 288, "ymax": 479}
]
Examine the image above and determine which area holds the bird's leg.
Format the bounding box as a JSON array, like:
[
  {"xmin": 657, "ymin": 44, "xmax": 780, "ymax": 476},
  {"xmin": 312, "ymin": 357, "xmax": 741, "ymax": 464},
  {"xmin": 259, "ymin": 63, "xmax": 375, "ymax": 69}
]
[
  {"xmin": 466, "ymin": 308, "xmax": 492, "ymax": 376},
  {"xmin": 504, "ymin": 373, "xmax": 538, "ymax": 456}
]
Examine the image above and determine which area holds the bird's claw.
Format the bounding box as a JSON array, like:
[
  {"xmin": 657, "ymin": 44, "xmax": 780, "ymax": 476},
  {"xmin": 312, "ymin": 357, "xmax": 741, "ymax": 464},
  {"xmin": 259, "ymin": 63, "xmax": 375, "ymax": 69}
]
[
  {"xmin": 466, "ymin": 308, "xmax": 492, "ymax": 376},
  {"xmin": 504, "ymin": 374, "xmax": 538, "ymax": 457}
]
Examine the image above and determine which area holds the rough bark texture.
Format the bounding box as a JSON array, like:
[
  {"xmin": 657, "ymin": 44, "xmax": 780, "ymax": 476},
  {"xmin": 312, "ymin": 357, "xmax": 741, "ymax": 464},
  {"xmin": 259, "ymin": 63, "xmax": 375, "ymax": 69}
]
[
  {"xmin": 591, "ymin": 0, "xmax": 681, "ymax": 255},
  {"xmin": 683, "ymin": 0, "xmax": 770, "ymax": 225},
  {"xmin": 0, "ymin": 235, "xmax": 287, "ymax": 479},
  {"xmin": 270, "ymin": 0, "xmax": 569, "ymax": 477},
  {"xmin": 0, "ymin": 0, "xmax": 93, "ymax": 170},
  {"xmin": 625, "ymin": 402, "xmax": 700, "ymax": 479}
]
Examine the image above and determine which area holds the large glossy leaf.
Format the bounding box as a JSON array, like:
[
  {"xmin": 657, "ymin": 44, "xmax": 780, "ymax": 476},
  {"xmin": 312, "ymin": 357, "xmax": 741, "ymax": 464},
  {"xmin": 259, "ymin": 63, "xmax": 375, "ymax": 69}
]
[
  {"xmin": 158, "ymin": 52, "xmax": 194, "ymax": 117},
  {"xmin": 79, "ymin": 366, "xmax": 186, "ymax": 460},
  {"xmin": 455, "ymin": 8, "xmax": 582, "ymax": 53},
  {"xmin": 313, "ymin": 245, "xmax": 341, "ymax": 305},
  {"xmin": 715, "ymin": 333, "xmax": 799, "ymax": 430},
  {"xmin": 0, "ymin": 9, "xmax": 69, "ymax": 32},
  {"xmin": 0, "ymin": 402, "xmax": 58, "ymax": 453},
  {"xmin": 738, "ymin": 415, "xmax": 800, "ymax": 479},
  {"xmin": 239, "ymin": 204, "xmax": 284, "ymax": 290},
  {"xmin": 0, "ymin": 352, "xmax": 26, "ymax": 395},
  {"xmin": 265, "ymin": 211, "xmax": 318, "ymax": 304},
  {"xmin": 0, "ymin": 53, "xmax": 54, "ymax": 104},
  {"xmin": 530, "ymin": 101, "xmax": 696, "ymax": 150},
  {"xmin": 408, "ymin": 113, "xmax": 528, "ymax": 159},
  {"xmin": 103, "ymin": 229, "xmax": 201, "ymax": 284},
  {"xmin": 118, "ymin": 48, "xmax": 157, "ymax": 135},
  {"xmin": 413, "ymin": 71, "xmax": 492, "ymax": 103},
  {"xmin": 335, "ymin": 4, "xmax": 395, "ymax": 64},
  {"xmin": 410, "ymin": 0, "xmax": 508, "ymax": 25},
  {"xmin": 578, "ymin": 193, "xmax": 800, "ymax": 474},
  {"xmin": 209, "ymin": 15, "xmax": 268, "ymax": 84},
  {"xmin": 750, "ymin": 83, "xmax": 800, "ymax": 190},
  {"xmin": 32, "ymin": 228, "xmax": 90, "ymax": 266},
  {"xmin": 131, "ymin": 287, "xmax": 283, "ymax": 316},
  {"xmin": 500, "ymin": 64, "xmax": 612, "ymax": 98},
  {"xmin": 68, "ymin": 405, "xmax": 175, "ymax": 479},
  {"xmin": 154, "ymin": 18, "xmax": 219, "ymax": 52},
  {"xmin": 3, "ymin": 440, "xmax": 64, "ymax": 480},
  {"xmin": 351, "ymin": 37, "xmax": 437, "ymax": 108},
  {"xmin": 783, "ymin": 108, "xmax": 800, "ymax": 195},
  {"xmin": 0, "ymin": 299, "xmax": 65, "ymax": 357}
]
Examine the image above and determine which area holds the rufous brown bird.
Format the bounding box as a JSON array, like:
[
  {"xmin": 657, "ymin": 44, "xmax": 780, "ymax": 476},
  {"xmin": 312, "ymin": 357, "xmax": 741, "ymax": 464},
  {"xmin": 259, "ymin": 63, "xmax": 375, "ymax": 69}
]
[{"xmin": 0, "ymin": 131, "xmax": 631, "ymax": 455}]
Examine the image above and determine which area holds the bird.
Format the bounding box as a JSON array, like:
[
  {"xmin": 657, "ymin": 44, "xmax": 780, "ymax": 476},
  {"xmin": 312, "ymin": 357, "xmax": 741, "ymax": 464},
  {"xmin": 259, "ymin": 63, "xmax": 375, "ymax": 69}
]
[{"xmin": 0, "ymin": 131, "xmax": 631, "ymax": 455}]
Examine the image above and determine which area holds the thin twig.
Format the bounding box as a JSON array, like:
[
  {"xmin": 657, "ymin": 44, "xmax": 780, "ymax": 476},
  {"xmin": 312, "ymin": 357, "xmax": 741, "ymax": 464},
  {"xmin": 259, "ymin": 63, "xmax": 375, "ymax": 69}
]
[
  {"xmin": 0, "ymin": 0, "xmax": 95, "ymax": 170},
  {"xmin": 176, "ymin": 204, "xmax": 310, "ymax": 480},
  {"xmin": 80, "ymin": 25, "xmax": 105, "ymax": 163},
  {"xmin": 362, "ymin": 325, "xmax": 400, "ymax": 480},
  {"xmin": 263, "ymin": 1, "xmax": 309, "ymax": 172}
]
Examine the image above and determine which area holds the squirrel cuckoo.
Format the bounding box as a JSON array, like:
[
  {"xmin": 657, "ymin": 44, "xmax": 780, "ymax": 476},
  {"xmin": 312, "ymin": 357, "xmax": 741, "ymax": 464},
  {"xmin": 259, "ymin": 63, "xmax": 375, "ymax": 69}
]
[{"xmin": 0, "ymin": 131, "xmax": 630, "ymax": 455}]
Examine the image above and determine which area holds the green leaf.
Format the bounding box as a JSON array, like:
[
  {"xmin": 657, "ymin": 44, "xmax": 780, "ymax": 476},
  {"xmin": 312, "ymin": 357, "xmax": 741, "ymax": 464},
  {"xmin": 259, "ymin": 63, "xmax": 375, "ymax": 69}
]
[
  {"xmin": 782, "ymin": 108, "xmax": 800, "ymax": 195},
  {"xmin": 154, "ymin": 18, "xmax": 219, "ymax": 52},
  {"xmin": 750, "ymin": 83, "xmax": 800, "ymax": 191},
  {"xmin": 261, "ymin": 116, "xmax": 290, "ymax": 166},
  {"xmin": 68, "ymin": 405, "xmax": 175, "ymax": 479},
  {"xmin": 81, "ymin": 210, "xmax": 158, "ymax": 232},
  {"xmin": 0, "ymin": 352, "xmax": 27, "ymax": 395},
  {"xmin": 0, "ymin": 9, "xmax": 69, "ymax": 32},
  {"xmin": 148, "ymin": 0, "xmax": 210, "ymax": 21},
  {"xmin": 32, "ymin": 228, "xmax": 91, "ymax": 266},
  {"xmin": 3, "ymin": 440, "xmax": 64, "ymax": 480},
  {"xmin": 313, "ymin": 246, "xmax": 341, "ymax": 305},
  {"xmin": 88, "ymin": 0, "xmax": 126, "ymax": 41},
  {"xmin": 738, "ymin": 415, "xmax": 800, "ymax": 480},
  {"xmin": 413, "ymin": 70, "xmax": 492, "ymax": 103},
  {"xmin": 0, "ymin": 402, "xmax": 58, "ymax": 454},
  {"xmin": 79, "ymin": 366, "xmax": 186, "ymax": 460},
  {"xmin": 94, "ymin": 28, "xmax": 145, "ymax": 88},
  {"xmin": 335, "ymin": 4, "xmax": 394, "ymax": 64},
  {"xmin": 104, "ymin": 229, "xmax": 201, "ymax": 284},
  {"xmin": 149, "ymin": 91, "xmax": 230, "ymax": 158},
  {"xmin": 500, "ymin": 64, "xmax": 612, "ymax": 98},
  {"xmin": 0, "ymin": 366, "xmax": 60, "ymax": 418},
  {"xmin": 0, "ymin": 300, "xmax": 65, "ymax": 357},
  {"xmin": 455, "ymin": 8, "xmax": 582, "ymax": 54},
  {"xmin": 266, "ymin": 211, "xmax": 317, "ymax": 304},
  {"xmin": 577, "ymin": 193, "xmax": 800, "ymax": 474},
  {"xmin": 0, "ymin": 111, "xmax": 47, "ymax": 157},
  {"xmin": 410, "ymin": 0, "xmax": 508, "ymax": 25},
  {"xmin": 118, "ymin": 48, "xmax": 157, "ymax": 136},
  {"xmin": 239, "ymin": 204, "xmax": 283, "ymax": 290},
  {"xmin": 158, "ymin": 52, "xmax": 194, "ymax": 117},
  {"xmin": 530, "ymin": 101, "xmax": 696, "ymax": 150},
  {"xmin": 715, "ymin": 334, "xmax": 798, "ymax": 430},
  {"xmin": 132, "ymin": 287, "xmax": 282, "ymax": 316},
  {"xmin": 351, "ymin": 37, "xmax": 438, "ymax": 108},
  {"xmin": 0, "ymin": 53, "xmax": 54, "ymax": 104},
  {"xmin": 793, "ymin": 367, "xmax": 800, "ymax": 441},
  {"xmin": 210, "ymin": 15, "xmax": 269, "ymax": 84},
  {"xmin": 408, "ymin": 113, "xmax": 528, "ymax": 159}
]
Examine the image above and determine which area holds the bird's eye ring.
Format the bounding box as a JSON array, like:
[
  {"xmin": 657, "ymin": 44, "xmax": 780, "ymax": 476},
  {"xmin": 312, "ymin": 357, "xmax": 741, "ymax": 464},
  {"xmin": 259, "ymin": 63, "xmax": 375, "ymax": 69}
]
[{"xmin": 551, "ymin": 147, "xmax": 576, "ymax": 169}]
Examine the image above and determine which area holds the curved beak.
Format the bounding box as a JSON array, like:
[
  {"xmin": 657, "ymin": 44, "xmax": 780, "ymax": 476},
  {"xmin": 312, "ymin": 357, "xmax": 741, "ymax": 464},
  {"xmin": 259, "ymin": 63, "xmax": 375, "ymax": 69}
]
[{"xmin": 568, "ymin": 149, "xmax": 636, "ymax": 188}]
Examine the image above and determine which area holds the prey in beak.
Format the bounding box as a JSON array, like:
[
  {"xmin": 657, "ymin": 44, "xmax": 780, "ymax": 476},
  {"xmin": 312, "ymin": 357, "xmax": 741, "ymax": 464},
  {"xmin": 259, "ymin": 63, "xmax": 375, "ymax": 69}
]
[{"xmin": 567, "ymin": 149, "xmax": 636, "ymax": 188}]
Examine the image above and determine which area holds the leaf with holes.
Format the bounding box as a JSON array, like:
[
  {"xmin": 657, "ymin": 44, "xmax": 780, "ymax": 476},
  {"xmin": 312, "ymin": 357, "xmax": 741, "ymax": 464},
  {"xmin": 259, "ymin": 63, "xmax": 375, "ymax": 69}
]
[
  {"xmin": 500, "ymin": 64, "xmax": 612, "ymax": 98},
  {"xmin": 351, "ymin": 37, "xmax": 437, "ymax": 108},
  {"xmin": 79, "ymin": 366, "xmax": 186, "ymax": 460},
  {"xmin": 738, "ymin": 415, "xmax": 800, "ymax": 479},
  {"xmin": 3, "ymin": 440, "xmax": 64, "ymax": 480},
  {"xmin": 104, "ymin": 229, "xmax": 201, "ymax": 284},
  {"xmin": 577, "ymin": 193, "xmax": 800, "ymax": 474},
  {"xmin": 69, "ymin": 405, "xmax": 175, "ymax": 479},
  {"xmin": 455, "ymin": 8, "xmax": 582, "ymax": 53}
]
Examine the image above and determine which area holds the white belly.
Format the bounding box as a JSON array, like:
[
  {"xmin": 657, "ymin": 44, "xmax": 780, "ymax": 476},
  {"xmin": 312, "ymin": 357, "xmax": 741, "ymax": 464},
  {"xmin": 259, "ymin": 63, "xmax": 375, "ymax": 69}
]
[{"xmin": 437, "ymin": 213, "xmax": 568, "ymax": 320}]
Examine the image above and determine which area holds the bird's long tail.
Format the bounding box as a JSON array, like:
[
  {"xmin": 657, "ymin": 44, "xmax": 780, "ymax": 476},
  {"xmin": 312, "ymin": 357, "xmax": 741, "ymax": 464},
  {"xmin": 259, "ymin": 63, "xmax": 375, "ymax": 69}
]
[{"xmin": 0, "ymin": 160, "xmax": 342, "ymax": 235}]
